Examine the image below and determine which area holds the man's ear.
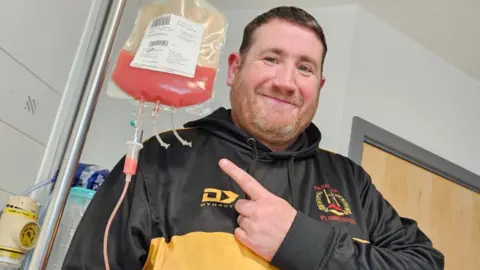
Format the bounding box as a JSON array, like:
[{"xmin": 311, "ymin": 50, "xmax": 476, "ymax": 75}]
[
  {"xmin": 320, "ymin": 76, "xmax": 326, "ymax": 89},
  {"xmin": 317, "ymin": 76, "xmax": 326, "ymax": 97},
  {"xmin": 227, "ymin": 52, "xmax": 242, "ymax": 86}
]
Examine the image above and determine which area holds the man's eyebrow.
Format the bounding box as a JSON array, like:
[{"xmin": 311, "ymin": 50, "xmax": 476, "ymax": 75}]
[
  {"xmin": 259, "ymin": 48, "xmax": 284, "ymax": 56},
  {"xmin": 259, "ymin": 48, "xmax": 319, "ymax": 70}
]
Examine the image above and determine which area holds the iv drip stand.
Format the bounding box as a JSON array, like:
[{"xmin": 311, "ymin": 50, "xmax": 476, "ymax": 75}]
[{"xmin": 26, "ymin": 0, "xmax": 128, "ymax": 268}]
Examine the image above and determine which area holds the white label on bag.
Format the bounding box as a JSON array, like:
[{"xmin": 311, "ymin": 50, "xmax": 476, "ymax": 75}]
[{"xmin": 130, "ymin": 14, "xmax": 204, "ymax": 78}]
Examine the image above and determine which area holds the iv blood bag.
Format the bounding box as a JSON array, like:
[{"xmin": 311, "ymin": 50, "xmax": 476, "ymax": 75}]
[{"xmin": 107, "ymin": 0, "xmax": 227, "ymax": 108}]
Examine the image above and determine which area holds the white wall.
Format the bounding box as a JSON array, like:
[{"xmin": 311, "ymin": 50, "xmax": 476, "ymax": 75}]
[
  {"xmin": 357, "ymin": 0, "xmax": 480, "ymax": 82},
  {"xmin": 0, "ymin": 0, "xmax": 93, "ymax": 205},
  {"xmin": 80, "ymin": 4, "xmax": 358, "ymax": 168},
  {"xmin": 310, "ymin": 5, "xmax": 357, "ymax": 152},
  {"xmin": 337, "ymin": 7, "xmax": 480, "ymax": 175}
]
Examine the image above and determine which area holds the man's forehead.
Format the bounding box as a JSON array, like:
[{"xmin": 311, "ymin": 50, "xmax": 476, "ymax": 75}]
[{"xmin": 251, "ymin": 21, "xmax": 324, "ymax": 64}]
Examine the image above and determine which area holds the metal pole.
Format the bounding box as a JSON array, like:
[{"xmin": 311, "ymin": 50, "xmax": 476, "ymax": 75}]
[
  {"xmin": 22, "ymin": 0, "xmax": 109, "ymax": 267},
  {"xmin": 26, "ymin": 0, "xmax": 128, "ymax": 268},
  {"xmin": 30, "ymin": 0, "xmax": 107, "ymax": 204}
]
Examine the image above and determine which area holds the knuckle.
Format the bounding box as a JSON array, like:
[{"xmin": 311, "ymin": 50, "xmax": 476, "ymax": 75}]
[
  {"xmin": 235, "ymin": 199, "xmax": 244, "ymax": 207},
  {"xmin": 244, "ymin": 181, "xmax": 253, "ymax": 190},
  {"xmin": 248, "ymin": 221, "xmax": 259, "ymax": 233},
  {"xmin": 251, "ymin": 208, "xmax": 261, "ymax": 218}
]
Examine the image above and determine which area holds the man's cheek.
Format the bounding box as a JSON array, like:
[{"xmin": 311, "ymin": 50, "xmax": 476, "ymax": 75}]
[{"xmin": 302, "ymin": 88, "xmax": 318, "ymax": 103}]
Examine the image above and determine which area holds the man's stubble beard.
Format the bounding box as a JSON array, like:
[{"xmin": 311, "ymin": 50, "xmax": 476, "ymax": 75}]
[
  {"xmin": 230, "ymin": 73, "xmax": 303, "ymax": 143},
  {"xmin": 251, "ymin": 102, "xmax": 298, "ymax": 138}
]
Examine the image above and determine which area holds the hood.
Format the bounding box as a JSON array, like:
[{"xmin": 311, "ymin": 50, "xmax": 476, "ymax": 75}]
[
  {"xmin": 184, "ymin": 107, "xmax": 322, "ymax": 161},
  {"xmin": 185, "ymin": 107, "xmax": 322, "ymax": 206}
]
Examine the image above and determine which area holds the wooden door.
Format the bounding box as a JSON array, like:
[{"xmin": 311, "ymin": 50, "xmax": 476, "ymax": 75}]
[{"xmin": 361, "ymin": 143, "xmax": 480, "ymax": 270}]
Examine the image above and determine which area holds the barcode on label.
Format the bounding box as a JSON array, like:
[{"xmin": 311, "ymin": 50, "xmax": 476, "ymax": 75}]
[
  {"xmin": 149, "ymin": 40, "xmax": 169, "ymax": 47},
  {"xmin": 151, "ymin": 15, "xmax": 171, "ymax": 27}
]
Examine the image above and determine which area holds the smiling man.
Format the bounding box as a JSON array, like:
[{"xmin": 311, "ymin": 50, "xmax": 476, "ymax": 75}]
[
  {"xmin": 63, "ymin": 6, "xmax": 444, "ymax": 270},
  {"xmin": 229, "ymin": 16, "xmax": 324, "ymax": 152}
]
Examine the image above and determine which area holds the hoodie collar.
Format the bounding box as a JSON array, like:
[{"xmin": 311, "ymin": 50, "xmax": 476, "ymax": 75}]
[{"xmin": 184, "ymin": 107, "xmax": 322, "ymax": 161}]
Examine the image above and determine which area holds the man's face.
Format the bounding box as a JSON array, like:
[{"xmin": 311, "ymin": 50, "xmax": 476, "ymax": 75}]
[{"xmin": 227, "ymin": 19, "xmax": 326, "ymax": 145}]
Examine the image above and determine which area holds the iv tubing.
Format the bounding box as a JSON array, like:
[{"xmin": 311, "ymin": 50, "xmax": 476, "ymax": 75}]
[
  {"xmin": 172, "ymin": 107, "xmax": 192, "ymax": 147},
  {"xmin": 153, "ymin": 101, "xmax": 170, "ymax": 149},
  {"xmin": 21, "ymin": 179, "xmax": 52, "ymax": 196},
  {"xmin": 103, "ymin": 101, "xmax": 144, "ymax": 270},
  {"xmin": 0, "ymin": 179, "xmax": 51, "ymax": 215},
  {"xmin": 103, "ymin": 175, "xmax": 131, "ymax": 270}
]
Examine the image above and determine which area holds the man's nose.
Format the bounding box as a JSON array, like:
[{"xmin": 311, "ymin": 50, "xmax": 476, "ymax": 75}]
[{"xmin": 273, "ymin": 65, "xmax": 297, "ymax": 92}]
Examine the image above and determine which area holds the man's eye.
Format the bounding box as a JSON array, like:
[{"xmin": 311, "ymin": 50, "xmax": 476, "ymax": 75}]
[
  {"xmin": 298, "ymin": 65, "xmax": 312, "ymax": 73},
  {"xmin": 264, "ymin": 57, "xmax": 278, "ymax": 64}
]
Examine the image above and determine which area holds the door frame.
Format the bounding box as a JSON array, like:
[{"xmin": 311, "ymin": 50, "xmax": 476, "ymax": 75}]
[{"xmin": 347, "ymin": 116, "xmax": 480, "ymax": 193}]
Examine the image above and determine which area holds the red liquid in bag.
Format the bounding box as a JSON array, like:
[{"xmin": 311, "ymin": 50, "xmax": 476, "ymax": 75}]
[{"xmin": 111, "ymin": 49, "xmax": 217, "ymax": 107}]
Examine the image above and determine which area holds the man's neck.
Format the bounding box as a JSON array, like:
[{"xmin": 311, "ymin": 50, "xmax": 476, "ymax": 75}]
[
  {"xmin": 231, "ymin": 113, "xmax": 296, "ymax": 152},
  {"xmin": 258, "ymin": 139, "xmax": 293, "ymax": 152}
]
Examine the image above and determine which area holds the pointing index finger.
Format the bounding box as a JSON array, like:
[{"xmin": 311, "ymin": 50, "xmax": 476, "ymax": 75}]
[{"xmin": 219, "ymin": 158, "xmax": 266, "ymax": 200}]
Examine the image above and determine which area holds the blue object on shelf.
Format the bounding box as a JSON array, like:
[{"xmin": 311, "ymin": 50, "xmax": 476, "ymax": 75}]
[
  {"xmin": 70, "ymin": 187, "xmax": 96, "ymax": 200},
  {"xmin": 51, "ymin": 163, "xmax": 110, "ymax": 191}
]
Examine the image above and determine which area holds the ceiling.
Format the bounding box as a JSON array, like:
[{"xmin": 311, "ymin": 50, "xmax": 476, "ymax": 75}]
[{"xmin": 210, "ymin": 0, "xmax": 480, "ymax": 81}]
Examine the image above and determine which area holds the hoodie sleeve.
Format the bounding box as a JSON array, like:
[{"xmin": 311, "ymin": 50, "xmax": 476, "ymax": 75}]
[
  {"xmin": 271, "ymin": 165, "xmax": 444, "ymax": 270},
  {"xmin": 62, "ymin": 157, "xmax": 154, "ymax": 269}
]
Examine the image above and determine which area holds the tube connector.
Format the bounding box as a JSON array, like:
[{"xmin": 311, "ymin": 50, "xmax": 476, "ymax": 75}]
[
  {"xmin": 133, "ymin": 126, "xmax": 143, "ymax": 145},
  {"xmin": 123, "ymin": 129, "xmax": 143, "ymax": 177},
  {"xmin": 123, "ymin": 100, "xmax": 145, "ymax": 177}
]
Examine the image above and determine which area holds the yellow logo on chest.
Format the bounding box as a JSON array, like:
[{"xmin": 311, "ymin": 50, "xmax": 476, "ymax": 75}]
[{"xmin": 201, "ymin": 188, "xmax": 239, "ymax": 208}]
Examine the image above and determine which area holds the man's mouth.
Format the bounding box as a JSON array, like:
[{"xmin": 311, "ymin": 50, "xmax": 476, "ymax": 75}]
[{"xmin": 259, "ymin": 94, "xmax": 296, "ymax": 107}]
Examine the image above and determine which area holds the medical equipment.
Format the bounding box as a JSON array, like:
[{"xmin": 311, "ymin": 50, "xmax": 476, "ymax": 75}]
[
  {"xmin": 107, "ymin": 0, "xmax": 227, "ymax": 148},
  {"xmin": 102, "ymin": 1, "xmax": 227, "ymax": 269},
  {"xmin": 0, "ymin": 180, "xmax": 50, "ymax": 269},
  {"xmin": 0, "ymin": 196, "xmax": 40, "ymax": 269},
  {"xmin": 102, "ymin": 100, "xmax": 144, "ymax": 270},
  {"xmin": 0, "ymin": 163, "xmax": 104, "ymax": 269},
  {"xmin": 25, "ymin": 0, "xmax": 227, "ymax": 268}
]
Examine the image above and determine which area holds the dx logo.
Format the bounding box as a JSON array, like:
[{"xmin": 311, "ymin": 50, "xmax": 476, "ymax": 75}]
[{"xmin": 201, "ymin": 188, "xmax": 239, "ymax": 207}]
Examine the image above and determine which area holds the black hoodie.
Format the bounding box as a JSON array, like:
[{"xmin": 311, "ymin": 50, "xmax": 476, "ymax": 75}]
[{"xmin": 63, "ymin": 107, "xmax": 444, "ymax": 270}]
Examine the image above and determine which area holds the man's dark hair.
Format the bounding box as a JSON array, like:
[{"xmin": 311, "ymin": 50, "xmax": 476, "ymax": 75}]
[{"xmin": 239, "ymin": 6, "xmax": 328, "ymax": 66}]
